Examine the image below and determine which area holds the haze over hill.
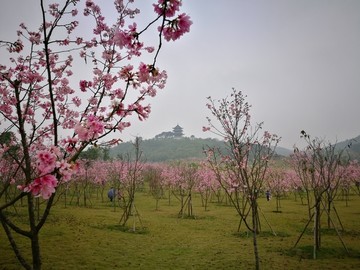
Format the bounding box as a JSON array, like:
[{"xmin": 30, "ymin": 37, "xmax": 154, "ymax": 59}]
[
  {"xmin": 109, "ymin": 124, "xmax": 293, "ymax": 162},
  {"xmin": 110, "ymin": 137, "xmax": 226, "ymax": 162},
  {"xmin": 108, "ymin": 125, "xmax": 360, "ymax": 162}
]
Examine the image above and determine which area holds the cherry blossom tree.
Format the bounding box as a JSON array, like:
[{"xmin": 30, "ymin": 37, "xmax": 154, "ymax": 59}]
[
  {"xmin": 341, "ymin": 160, "xmax": 360, "ymax": 202},
  {"xmin": 105, "ymin": 159, "xmax": 127, "ymax": 210},
  {"xmin": 118, "ymin": 137, "xmax": 145, "ymax": 229},
  {"xmin": 285, "ymin": 167, "xmax": 306, "ymax": 204},
  {"xmin": 0, "ymin": 132, "xmax": 26, "ymax": 208},
  {"xmin": 161, "ymin": 161, "xmax": 198, "ymax": 218},
  {"xmin": 195, "ymin": 164, "xmax": 217, "ymax": 211},
  {"xmin": 265, "ymin": 167, "xmax": 293, "ymax": 212},
  {"xmin": 67, "ymin": 159, "xmax": 107, "ymax": 206},
  {"xmin": 176, "ymin": 162, "xmax": 199, "ymax": 218},
  {"xmin": 0, "ymin": 0, "xmax": 191, "ymax": 269},
  {"xmin": 203, "ymin": 89, "xmax": 280, "ymax": 270},
  {"xmin": 160, "ymin": 163, "xmax": 176, "ymax": 205},
  {"xmin": 89, "ymin": 161, "xmax": 109, "ymax": 202},
  {"xmin": 291, "ymin": 131, "xmax": 349, "ymax": 259},
  {"xmin": 143, "ymin": 163, "xmax": 166, "ymax": 210}
]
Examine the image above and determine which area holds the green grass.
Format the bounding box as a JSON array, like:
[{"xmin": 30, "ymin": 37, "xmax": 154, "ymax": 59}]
[{"xmin": 1, "ymin": 190, "xmax": 360, "ymax": 269}]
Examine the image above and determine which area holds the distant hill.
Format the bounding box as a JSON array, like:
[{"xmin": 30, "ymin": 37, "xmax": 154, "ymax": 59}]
[
  {"xmin": 109, "ymin": 137, "xmax": 291, "ymax": 162},
  {"xmin": 335, "ymin": 135, "xmax": 360, "ymax": 160},
  {"xmin": 275, "ymin": 146, "xmax": 293, "ymax": 157},
  {"xmin": 284, "ymin": 135, "xmax": 360, "ymax": 160},
  {"xmin": 108, "ymin": 134, "xmax": 360, "ymax": 162},
  {"xmin": 277, "ymin": 135, "xmax": 360, "ymax": 160},
  {"xmin": 109, "ymin": 137, "xmax": 228, "ymax": 162}
]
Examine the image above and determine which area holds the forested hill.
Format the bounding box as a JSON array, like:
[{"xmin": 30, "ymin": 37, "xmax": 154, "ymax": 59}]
[
  {"xmin": 90, "ymin": 135, "xmax": 360, "ymax": 162},
  {"xmin": 335, "ymin": 135, "xmax": 360, "ymax": 160},
  {"xmin": 109, "ymin": 137, "xmax": 294, "ymax": 162},
  {"xmin": 109, "ymin": 137, "xmax": 228, "ymax": 162}
]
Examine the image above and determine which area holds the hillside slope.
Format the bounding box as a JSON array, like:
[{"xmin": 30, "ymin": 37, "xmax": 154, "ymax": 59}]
[
  {"xmin": 109, "ymin": 137, "xmax": 290, "ymax": 162},
  {"xmin": 110, "ymin": 137, "xmax": 231, "ymax": 162},
  {"xmin": 335, "ymin": 135, "xmax": 360, "ymax": 160},
  {"xmin": 109, "ymin": 134, "xmax": 360, "ymax": 162}
]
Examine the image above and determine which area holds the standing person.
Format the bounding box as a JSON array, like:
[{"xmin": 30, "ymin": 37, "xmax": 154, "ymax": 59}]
[
  {"xmin": 108, "ymin": 187, "xmax": 115, "ymax": 202},
  {"xmin": 266, "ymin": 190, "xmax": 271, "ymax": 201}
]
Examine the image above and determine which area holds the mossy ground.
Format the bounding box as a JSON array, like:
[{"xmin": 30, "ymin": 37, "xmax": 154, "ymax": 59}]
[{"xmin": 1, "ymin": 189, "xmax": 359, "ymax": 269}]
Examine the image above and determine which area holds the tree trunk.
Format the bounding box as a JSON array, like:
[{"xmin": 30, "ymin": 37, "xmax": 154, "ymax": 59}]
[
  {"xmin": 155, "ymin": 198, "xmax": 159, "ymax": 211},
  {"xmin": 252, "ymin": 201, "xmax": 260, "ymax": 270},
  {"xmin": 168, "ymin": 189, "xmax": 171, "ymax": 206},
  {"xmin": 306, "ymin": 190, "xmax": 312, "ymax": 219},
  {"xmin": 28, "ymin": 195, "xmax": 42, "ymax": 270},
  {"xmin": 64, "ymin": 188, "xmax": 67, "ymax": 208},
  {"xmin": 327, "ymin": 199, "xmax": 332, "ymax": 229},
  {"xmin": 187, "ymin": 193, "xmax": 193, "ymax": 217},
  {"xmin": 120, "ymin": 198, "xmax": 133, "ymax": 226},
  {"xmin": 0, "ymin": 215, "xmax": 32, "ymax": 270},
  {"xmin": 31, "ymin": 231, "xmax": 41, "ymax": 270},
  {"xmin": 313, "ymin": 201, "xmax": 321, "ymax": 259},
  {"xmin": 276, "ymin": 196, "xmax": 281, "ymax": 212}
]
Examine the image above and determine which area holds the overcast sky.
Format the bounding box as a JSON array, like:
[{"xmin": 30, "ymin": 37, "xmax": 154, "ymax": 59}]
[
  {"xmin": 140, "ymin": 0, "xmax": 360, "ymax": 149},
  {"xmin": 1, "ymin": 1, "xmax": 360, "ymax": 149}
]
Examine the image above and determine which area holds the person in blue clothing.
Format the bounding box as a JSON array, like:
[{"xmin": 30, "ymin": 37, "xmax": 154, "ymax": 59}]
[
  {"xmin": 108, "ymin": 187, "xmax": 115, "ymax": 202},
  {"xmin": 266, "ymin": 190, "xmax": 271, "ymax": 201}
]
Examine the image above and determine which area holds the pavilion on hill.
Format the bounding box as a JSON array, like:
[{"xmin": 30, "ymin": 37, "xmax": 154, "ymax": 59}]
[
  {"xmin": 172, "ymin": 124, "xmax": 184, "ymax": 138},
  {"xmin": 154, "ymin": 125, "xmax": 184, "ymax": 139}
]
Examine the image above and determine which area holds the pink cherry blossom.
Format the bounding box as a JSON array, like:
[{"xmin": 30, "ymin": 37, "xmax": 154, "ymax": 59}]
[
  {"xmin": 161, "ymin": 13, "xmax": 192, "ymax": 41},
  {"xmin": 113, "ymin": 29, "xmax": 133, "ymax": 49},
  {"xmin": 56, "ymin": 160, "xmax": 75, "ymax": 182},
  {"xmin": 153, "ymin": 0, "xmax": 181, "ymax": 18},
  {"xmin": 22, "ymin": 174, "xmax": 58, "ymax": 200},
  {"xmin": 79, "ymin": 80, "xmax": 92, "ymax": 92},
  {"xmin": 75, "ymin": 114, "xmax": 105, "ymax": 141},
  {"xmin": 36, "ymin": 150, "xmax": 57, "ymax": 174}
]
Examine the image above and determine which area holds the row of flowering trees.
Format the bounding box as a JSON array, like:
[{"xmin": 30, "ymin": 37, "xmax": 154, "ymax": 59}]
[
  {"xmin": 43, "ymin": 150, "xmax": 360, "ymax": 211},
  {"xmin": 4, "ymin": 151, "xmax": 358, "ymax": 213},
  {"xmin": 43, "ymin": 123, "xmax": 360, "ymax": 270},
  {"xmin": 2, "ymin": 139, "xmax": 360, "ymax": 267}
]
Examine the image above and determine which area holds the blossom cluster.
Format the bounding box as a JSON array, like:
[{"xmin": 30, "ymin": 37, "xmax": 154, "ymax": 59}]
[
  {"xmin": 75, "ymin": 114, "xmax": 105, "ymax": 141},
  {"xmin": 154, "ymin": 0, "xmax": 192, "ymax": 41},
  {"xmin": 161, "ymin": 13, "xmax": 192, "ymax": 41},
  {"xmin": 16, "ymin": 147, "xmax": 77, "ymax": 199}
]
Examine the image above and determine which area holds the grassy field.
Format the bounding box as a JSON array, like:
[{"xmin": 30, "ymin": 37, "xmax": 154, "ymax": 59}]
[{"xmin": 1, "ymin": 188, "xmax": 360, "ymax": 269}]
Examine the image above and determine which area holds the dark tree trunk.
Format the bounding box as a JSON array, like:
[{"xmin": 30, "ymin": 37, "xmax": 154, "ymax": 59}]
[
  {"xmin": 313, "ymin": 201, "xmax": 321, "ymax": 259},
  {"xmin": 28, "ymin": 195, "xmax": 42, "ymax": 270},
  {"xmin": 252, "ymin": 201, "xmax": 260, "ymax": 270}
]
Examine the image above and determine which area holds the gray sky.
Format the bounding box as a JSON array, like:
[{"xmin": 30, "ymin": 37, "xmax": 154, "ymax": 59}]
[
  {"xmin": 1, "ymin": 0, "xmax": 360, "ymax": 149},
  {"xmin": 133, "ymin": 0, "xmax": 360, "ymax": 149}
]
